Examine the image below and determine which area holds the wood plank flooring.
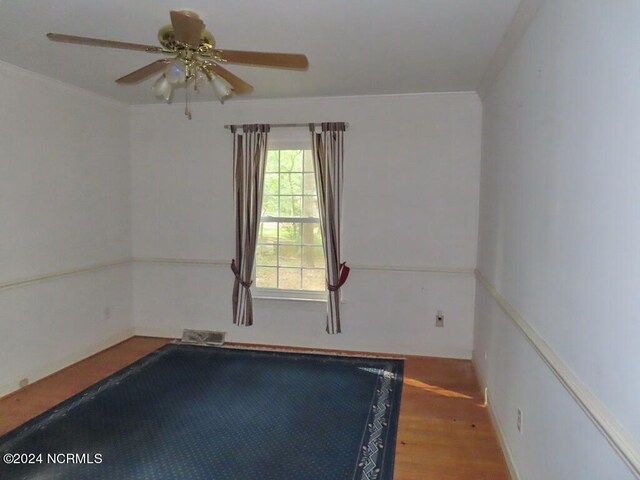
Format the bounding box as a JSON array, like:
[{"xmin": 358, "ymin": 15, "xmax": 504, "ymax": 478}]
[{"xmin": 0, "ymin": 337, "xmax": 510, "ymax": 479}]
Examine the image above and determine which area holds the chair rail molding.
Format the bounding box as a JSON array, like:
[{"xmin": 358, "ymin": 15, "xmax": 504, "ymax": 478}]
[
  {"xmin": 475, "ymin": 269, "xmax": 640, "ymax": 479},
  {"xmin": 1, "ymin": 259, "xmax": 130, "ymax": 291},
  {"xmin": 131, "ymin": 257, "xmax": 475, "ymax": 275}
]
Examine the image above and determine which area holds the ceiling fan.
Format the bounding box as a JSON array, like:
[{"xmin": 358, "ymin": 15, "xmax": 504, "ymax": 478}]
[{"xmin": 46, "ymin": 10, "xmax": 308, "ymax": 111}]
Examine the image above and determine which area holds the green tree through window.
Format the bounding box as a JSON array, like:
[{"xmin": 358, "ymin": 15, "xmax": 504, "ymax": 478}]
[{"xmin": 256, "ymin": 149, "xmax": 326, "ymax": 292}]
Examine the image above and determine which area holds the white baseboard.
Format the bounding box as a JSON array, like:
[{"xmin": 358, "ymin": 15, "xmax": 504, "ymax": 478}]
[
  {"xmin": 133, "ymin": 326, "xmax": 181, "ymax": 339},
  {"xmin": 476, "ymin": 270, "xmax": 640, "ymax": 479},
  {"xmin": 0, "ymin": 328, "xmax": 135, "ymax": 398},
  {"xmin": 133, "ymin": 326, "xmax": 471, "ymax": 359},
  {"xmin": 473, "ymin": 360, "xmax": 521, "ymax": 480}
]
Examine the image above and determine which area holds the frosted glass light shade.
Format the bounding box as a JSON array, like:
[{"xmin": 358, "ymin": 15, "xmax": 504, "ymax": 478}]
[
  {"xmin": 212, "ymin": 75, "xmax": 232, "ymax": 101},
  {"xmin": 152, "ymin": 75, "xmax": 173, "ymax": 102},
  {"xmin": 194, "ymin": 68, "xmax": 208, "ymax": 89},
  {"xmin": 160, "ymin": 84, "xmax": 172, "ymax": 102},
  {"xmin": 166, "ymin": 59, "xmax": 187, "ymax": 85}
]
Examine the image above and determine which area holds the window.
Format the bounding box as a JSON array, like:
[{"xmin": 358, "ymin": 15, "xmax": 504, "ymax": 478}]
[{"xmin": 255, "ymin": 147, "xmax": 326, "ymax": 299}]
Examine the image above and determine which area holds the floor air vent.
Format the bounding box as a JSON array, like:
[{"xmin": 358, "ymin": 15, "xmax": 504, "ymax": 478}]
[{"xmin": 181, "ymin": 329, "xmax": 226, "ymax": 346}]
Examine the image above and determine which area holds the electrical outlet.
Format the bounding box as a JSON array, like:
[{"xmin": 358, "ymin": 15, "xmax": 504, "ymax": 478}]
[
  {"xmin": 517, "ymin": 408, "xmax": 523, "ymax": 433},
  {"xmin": 435, "ymin": 310, "xmax": 444, "ymax": 327},
  {"xmin": 484, "ymin": 352, "xmax": 488, "ymax": 361},
  {"xmin": 104, "ymin": 306, "xmax": 111, "ymax": 320}
]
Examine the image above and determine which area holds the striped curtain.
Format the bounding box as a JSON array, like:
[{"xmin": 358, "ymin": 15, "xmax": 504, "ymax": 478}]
[
  {"xmin": 310, "ymin": 122, "xmax": 349, "ymax": 334},
  {"xmin": 231, "ymin": 124, "xmax": 270, "ymax": 327}
]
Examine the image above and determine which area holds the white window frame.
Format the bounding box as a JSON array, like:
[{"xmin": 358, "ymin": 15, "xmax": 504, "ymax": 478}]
[{"xmin": 253, "ymin": 140, "xmax": 327, "ymax": 302}]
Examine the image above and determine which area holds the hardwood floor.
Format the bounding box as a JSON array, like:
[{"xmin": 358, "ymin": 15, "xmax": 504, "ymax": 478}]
[
  {"xmin": 0, "ymin": 337, "xmax": 169, "ymax": 435},
  {"xmin": 0, "ymin": 337, "xmax": 510, "ymax": 479},
  {"xmin": 395, "ymin": 355, "xmax": 509, "ymax": 479}
]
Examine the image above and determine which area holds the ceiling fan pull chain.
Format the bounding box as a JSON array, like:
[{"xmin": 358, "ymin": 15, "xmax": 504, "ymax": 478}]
[
  {"xmin": 46, "ymin": 9, "xmax": 307, "ymax": 107},
  {"xmin": 185, "ymin": 83, "xmax": 192, "ymax": 120}
]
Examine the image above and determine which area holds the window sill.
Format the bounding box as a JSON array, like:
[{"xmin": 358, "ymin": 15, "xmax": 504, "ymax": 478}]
[
  {"xmin": 253, "ymin": 295, "xmax": 327, "ymax": 303},
  {"xmin": 253, "ymin": 288, "xmax": 326, "ymax": 303},
  {"xmin": 253, "ymin": 290, "xmax": 347, "ymax": 305},
  {"xmin": 253, "ymin": 290, "xmax": 347, "ymax": 304}
]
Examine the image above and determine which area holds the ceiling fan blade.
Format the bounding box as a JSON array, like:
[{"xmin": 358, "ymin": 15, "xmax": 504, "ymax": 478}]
[
  {"xmin": 47, "ymin": 33, "xmax": 163, "ymax": 53},
  {"xmin": 204, "ymin": 63, "xmax": 253, "ymax": 94},
  {"xmin": 214, "ymin": 49, "xmax": 308, "ymax": 69},
  {"xmin": 170, "ymin": 10, "xmax": 204, "ymax": 47},
  {"xmin": 116, "ymin": 59, "xmax": 171, "ymax": 84}
]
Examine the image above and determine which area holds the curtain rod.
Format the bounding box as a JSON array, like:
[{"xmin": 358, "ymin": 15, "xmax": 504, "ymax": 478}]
[{"xmin": 224, "ymin": 122, "xmax": 348, "ymax": 129}]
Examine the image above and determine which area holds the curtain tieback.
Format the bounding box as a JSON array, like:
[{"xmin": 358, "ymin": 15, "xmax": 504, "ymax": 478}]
[
  {"xmin": 231, "ymin": 259, "xmax": 253, "ymax": 288},
  {"xmin": 327, "ymin": 262, "xmax": 350, "ymax": 292}
]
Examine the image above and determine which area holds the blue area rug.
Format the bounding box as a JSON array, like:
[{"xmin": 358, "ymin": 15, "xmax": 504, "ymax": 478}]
[{"xmin": 0, "ymin": 344, "xmax": 404, "ymax": 480}]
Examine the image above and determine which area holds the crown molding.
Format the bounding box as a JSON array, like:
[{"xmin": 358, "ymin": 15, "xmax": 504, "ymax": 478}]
[
  {"xmin": 0, "ymin": 59, "xmax": 128, "ymax": 111},
  {"xmin": 477, "ymin": 0, "xmax": 545, "ymax": 99},
  {"xmin": 128, "ymin": 90, "xmax": 480, "ymax": 110}
]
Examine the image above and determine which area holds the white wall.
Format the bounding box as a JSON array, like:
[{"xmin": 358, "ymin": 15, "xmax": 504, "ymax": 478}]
[
  {"xmin": 475, "ymin": 1, "xmax": 640, "ymax": 478},
  {"xmin": 0, "ymin": 62, "xmax": 132, "ymax": 395},
  {"xmin": 130, "ymin": 93, "xmax": 481, "ymax": 357}
]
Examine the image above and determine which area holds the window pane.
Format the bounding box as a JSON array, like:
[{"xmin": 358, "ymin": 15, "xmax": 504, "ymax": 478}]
[
  {"xmin": 258, "ymin": 222, "xmax": 278, "ymax": 244},
  {"xmin": 279, "ymin": 245, "xmax": 301, "ymax": 267},
  {"xmin": 262, "ymin": 195, "xmax": 279, "ymax": 217},
  {"xmin": 280, "ymin": 150, "xmax": 303, "ymax": 172},
  {"xmin": 263, "ymin": 173, "xmax": 279, "ymax": 195},
  {"xmin": 266, "ymin": 150, "xmax": 279, "ymax": 172},
  {"xmin": 303, "ymin": 173, "xmax": 317, "ymax": 196},
  {"xmin": 302, "ymin": 223, "xmax": 323, "ymax": 245},
  {"xmin": 279, "ymin": 196, "xmax": 302, "ymax": 217},
  {"xmin": 259, "ymin": 148, "xmax": 324, "ymax": 294},
  {"xmin": 256, "ymin": 267, "xmax": 277, "ymax": 288},
  {"xmin": 302, "ymin": 196, "xmax": 319, "ymax": 217},
  {"xmin": 256, "ymin": 245, "xmax": 277, "ymax": 266},
  {"xmin": 302, "ymin": 246, "xmax": 324, "ymax": 267},
  {"xmin": 278, "ymin": 222, "xmax": 302, "ymax": 244},
  {"xmin": 279, "ymin": 268, "xmax": 302, "ymax": 289},
  {"xmin": 279, "ymin": 173, "xmax": 303, "ymax": 195},
  {"xmin": 302, "ymin": 269, "xmax": 326, "ymax": 291},
  {"xmin": 303, "ymin": 150, "xmax": 314, "ymax": 172}
]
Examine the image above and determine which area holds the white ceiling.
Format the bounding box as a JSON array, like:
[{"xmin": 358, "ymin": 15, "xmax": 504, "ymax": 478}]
[{"xmin": 0, "ymin": 0, "xmax": 521, "ymax": 104}]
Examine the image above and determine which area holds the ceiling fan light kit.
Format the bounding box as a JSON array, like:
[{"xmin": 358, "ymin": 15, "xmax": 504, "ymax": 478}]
[
  {"xmin": 46, "ymin": 9, "xmax": 309, "ymax": 116},
  {"xmin": 165, "ymin": 59, "xmax": 188, "ymax": 85},
  {"xmin": 211, "ymin": 75, "xmax": 232, "ymax": 101},
  {"xmin": 149, "ymin": 57, "xmax": 233, "ymax": 105},
  {"xmin": 151, "ymin": 75, "xmax": 173, "ymax": 102}
]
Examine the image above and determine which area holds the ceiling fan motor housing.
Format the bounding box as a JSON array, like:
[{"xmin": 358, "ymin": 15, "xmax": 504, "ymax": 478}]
[
  {"xmin": 157, "ymin": 25, "xmax": 215, "ymax": 51},
  {"xmin": 46, "ymin": 9, "xmax": 308, "ymax": 101}
]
